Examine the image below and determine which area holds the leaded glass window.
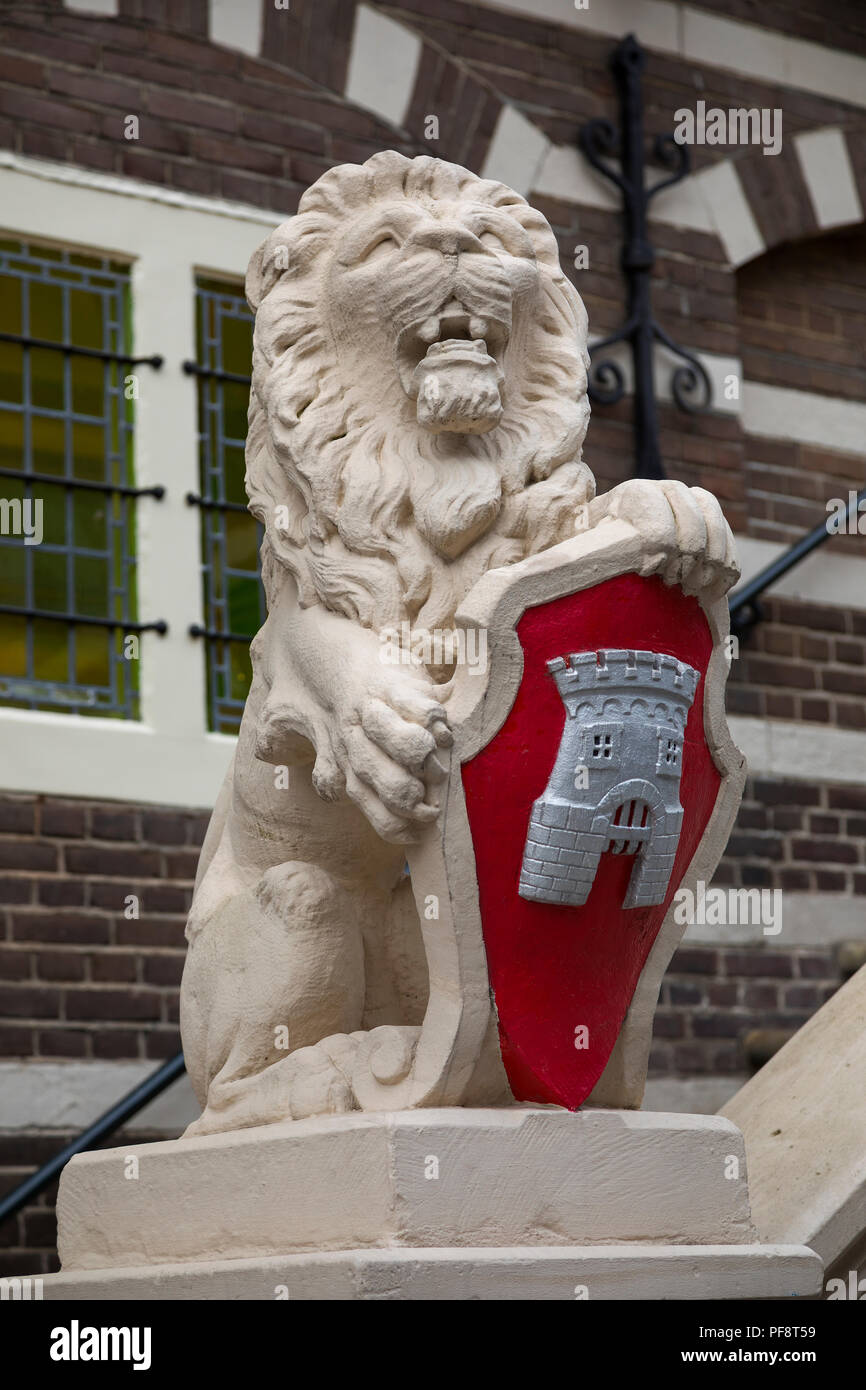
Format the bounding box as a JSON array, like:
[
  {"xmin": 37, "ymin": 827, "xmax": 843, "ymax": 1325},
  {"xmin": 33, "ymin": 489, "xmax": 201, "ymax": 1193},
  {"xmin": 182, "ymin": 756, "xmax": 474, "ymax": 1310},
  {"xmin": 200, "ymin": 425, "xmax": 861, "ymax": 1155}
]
[
  {"xmin": 0, "ymin": 238, "xmax": 141, "ymax": 717},
  {"xmin": 189, "ymin": 276, "xmax": 262, "ymax": 735}
]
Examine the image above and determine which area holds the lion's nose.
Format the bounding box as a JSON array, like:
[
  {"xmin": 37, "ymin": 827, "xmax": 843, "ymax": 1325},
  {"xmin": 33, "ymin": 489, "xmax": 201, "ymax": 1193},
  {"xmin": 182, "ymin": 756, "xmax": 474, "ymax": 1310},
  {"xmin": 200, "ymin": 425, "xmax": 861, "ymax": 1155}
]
[{"xmin": 408, "ymin": 223, "xmax": 484, "ymax": 256}]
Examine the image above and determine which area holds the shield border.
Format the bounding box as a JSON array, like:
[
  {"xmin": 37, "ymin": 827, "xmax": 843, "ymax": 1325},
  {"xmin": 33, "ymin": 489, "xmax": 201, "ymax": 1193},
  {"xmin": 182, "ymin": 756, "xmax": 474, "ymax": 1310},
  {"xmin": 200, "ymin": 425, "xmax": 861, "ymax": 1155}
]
[{"xmin": 351, "ymin": 519, "xmax": 746, "ymax": 1111}]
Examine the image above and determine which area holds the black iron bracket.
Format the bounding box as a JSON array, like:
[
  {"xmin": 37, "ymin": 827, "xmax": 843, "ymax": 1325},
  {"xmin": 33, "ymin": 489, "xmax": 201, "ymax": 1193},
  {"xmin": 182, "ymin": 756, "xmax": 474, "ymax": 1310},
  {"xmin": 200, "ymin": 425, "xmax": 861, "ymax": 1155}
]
[
  {"xmin": 0, "ymin": 606, "xmax": 168, "ymax": 634},
  {"xmin": 0, "ymin": 332, "xmax": 163, "ymax": 369},
  {"xmin": 0, "ymin": 467, "xmax": 164, "ymax": 500},
  {"xmin": 185, "ymin": 492, "xmax": 248, "ymax": 514},
  {"xmin": 578, "ymin": 34, "xmax": 712, "ymax": 479},
  {"xmin": 188, "ymin": 623, "xmax": 252, "ymax": 643},
  {"xmin": 182, "ymin": 361, "xmax": 251, "ymax": 386}
]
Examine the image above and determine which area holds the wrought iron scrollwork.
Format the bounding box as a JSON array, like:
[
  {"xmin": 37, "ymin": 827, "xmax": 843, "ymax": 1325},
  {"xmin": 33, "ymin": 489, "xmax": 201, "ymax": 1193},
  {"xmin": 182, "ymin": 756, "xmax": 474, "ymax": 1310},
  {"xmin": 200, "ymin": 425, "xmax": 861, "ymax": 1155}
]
[
  {"xmin": 653, "ymin": 322, "xmax": 712, "ymax": 415},
  {"xmin": 578, "ymin": 34, "xmax": 712, "ymax": 478},
  {"xmin": 583, "ymin": 322, "xmax": 636, "ymax": 406}
]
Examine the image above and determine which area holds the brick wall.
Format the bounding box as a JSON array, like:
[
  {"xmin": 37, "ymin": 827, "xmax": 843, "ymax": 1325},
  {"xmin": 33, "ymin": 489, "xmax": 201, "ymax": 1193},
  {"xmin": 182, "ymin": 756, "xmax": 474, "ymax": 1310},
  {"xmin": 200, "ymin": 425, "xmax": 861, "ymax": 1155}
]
[
  {"xmin": 0, "ymin": 6, "xmax": 427, "ymax": 211},
  {"xmin": 0, "ymin": 796, "xmax": 199, "ymax": 1062},
  {"xmin": 717, "ymin": 776, "xmax": 866, "ymax": 895},
  {"xmin": 738, "ymin": 233, "xmax": 866, "ymax": 554},
  {"xmin": 682, "ymin": 0, "xmax": 866, "ymax": 53},
  {"xmin": 382, "ymin": 0, "xmax": 862, "ymax": 154},
  {"xmin": 728, "ymin": 597, "xmax": 866, "ymax": 731},
  {"xmin": 650, "ymin": 944, "xmax": 844, "ymax": 1081}
]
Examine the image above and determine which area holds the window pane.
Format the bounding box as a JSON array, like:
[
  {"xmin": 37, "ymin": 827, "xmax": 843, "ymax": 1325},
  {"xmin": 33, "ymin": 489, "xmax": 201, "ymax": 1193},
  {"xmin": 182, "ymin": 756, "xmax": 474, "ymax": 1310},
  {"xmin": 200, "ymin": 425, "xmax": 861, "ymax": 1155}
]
[
  {"xmin": 33, "ymin": 549, "xmax": 68, "ymax": 611},
  {"xmin": 29, "ymin": 279, "xmax": 63, "ymax": 341},
  {"xmin": 0, "ymin": 542, "xmax": 26, "ymax": 607},
  {"xmin": 0, "ymin": 409, "xmax": 22, "ymax": 472},
  {"xmin": 74, "ymin": 554, "xmax": 109, "ymax": 617},
  {"xmin": 0, "ymin": 341, "xmax": 23, "ymax": 404},
  {"xmin": 39, "ymin": 480, "xmax": 67, "ymax": 547},
  {"xmin": 75, "ymin": 625, "xmax": 110, "ymax": 688},
  {"xmin": 69, "ymin": 288, "xmax": 103, "ymax": 350},
  {"xmin": 73, "ymin": 488, "xmax": 107, "ymax": 552},
  {"xmin": 72, "ymin": 420, "xmax": 106, "ymax": 481},
  {"xmin": 32, "ymin": 617, "xmax": 68, "ymax": 683},
  {"xmin": 0, "ymin": 273, "xmax": 21, "ymax": 333},
  {"xmin": 71, "ymin": 355, "xmax": 104, "ymax": 418},
  {"xmin": 32, "ymin": 414, "xmax": 65, "ymax": 476}
]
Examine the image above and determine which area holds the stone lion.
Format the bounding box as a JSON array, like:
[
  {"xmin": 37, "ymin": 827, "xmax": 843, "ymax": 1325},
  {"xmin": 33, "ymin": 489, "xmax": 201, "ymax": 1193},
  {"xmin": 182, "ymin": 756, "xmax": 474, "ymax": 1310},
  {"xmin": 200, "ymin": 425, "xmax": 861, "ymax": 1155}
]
[{"xmin": 180, "ymin": 150, "xmax": 738, "ymax": 1135}]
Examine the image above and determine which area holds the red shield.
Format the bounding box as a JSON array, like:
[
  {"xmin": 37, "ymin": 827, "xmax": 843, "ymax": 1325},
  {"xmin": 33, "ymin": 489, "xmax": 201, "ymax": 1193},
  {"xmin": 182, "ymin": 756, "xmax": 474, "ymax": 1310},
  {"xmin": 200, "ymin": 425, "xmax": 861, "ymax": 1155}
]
[{"xmin": 461, "ymin": 571, "xmax": 720, "ymax": 1110}]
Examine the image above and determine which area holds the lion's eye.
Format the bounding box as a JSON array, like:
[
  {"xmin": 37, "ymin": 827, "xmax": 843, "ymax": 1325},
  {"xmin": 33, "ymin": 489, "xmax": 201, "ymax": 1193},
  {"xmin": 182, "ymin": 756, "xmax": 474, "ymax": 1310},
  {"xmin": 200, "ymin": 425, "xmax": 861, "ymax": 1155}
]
[
  {"xmin": 479, "ymin": 230, "xmax": 507, "ymax": 253},
  {"xmin": 359, "ymin": 233, "xmax": 399, "ymax": 263}
]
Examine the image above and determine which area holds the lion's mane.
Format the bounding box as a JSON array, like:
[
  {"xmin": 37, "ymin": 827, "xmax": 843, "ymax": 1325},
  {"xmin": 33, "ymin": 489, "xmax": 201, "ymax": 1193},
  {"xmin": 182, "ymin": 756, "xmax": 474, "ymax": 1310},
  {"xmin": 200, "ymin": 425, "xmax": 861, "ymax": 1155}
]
[{"xmin": 244, "ymin": 151, "xmax": 594, "ymax": 635}]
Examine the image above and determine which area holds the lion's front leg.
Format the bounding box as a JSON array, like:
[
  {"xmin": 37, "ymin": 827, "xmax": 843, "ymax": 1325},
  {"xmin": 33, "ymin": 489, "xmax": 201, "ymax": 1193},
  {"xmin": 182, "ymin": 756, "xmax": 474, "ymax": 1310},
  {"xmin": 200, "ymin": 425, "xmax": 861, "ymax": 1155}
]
[
  {"xmin": 254, "ymin": 580, "xmax": 453, "ymax": 844},
  {"xmin": 586, "ymin": 478, "xmax": 740, "ymax": 603}
]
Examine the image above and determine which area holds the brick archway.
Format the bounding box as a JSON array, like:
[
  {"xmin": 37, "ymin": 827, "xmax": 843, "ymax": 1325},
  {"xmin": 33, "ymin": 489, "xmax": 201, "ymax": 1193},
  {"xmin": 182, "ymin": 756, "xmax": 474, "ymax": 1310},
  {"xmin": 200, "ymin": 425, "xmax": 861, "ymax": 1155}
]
[{"xmin": 723, "ymin": 125, "xmax": 866, "ymax": 267}]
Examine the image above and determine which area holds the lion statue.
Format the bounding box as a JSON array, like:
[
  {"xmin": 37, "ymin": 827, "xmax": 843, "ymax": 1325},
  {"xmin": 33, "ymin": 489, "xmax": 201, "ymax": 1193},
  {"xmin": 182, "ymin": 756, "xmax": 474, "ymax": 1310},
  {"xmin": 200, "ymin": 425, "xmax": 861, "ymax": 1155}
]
[{"xmin": 180, "ymin": 150, "xmax": 738, "ymax": 1135}]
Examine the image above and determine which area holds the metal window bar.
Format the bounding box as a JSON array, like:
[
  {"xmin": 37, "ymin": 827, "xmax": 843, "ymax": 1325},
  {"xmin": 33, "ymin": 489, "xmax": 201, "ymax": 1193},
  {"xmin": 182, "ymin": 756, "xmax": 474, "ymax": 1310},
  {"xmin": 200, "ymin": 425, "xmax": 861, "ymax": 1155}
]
[
  {"xmin": 0, "ymin": 330, "xmax": 162, "ymax": 369},
  {"xmin": 0, "ymin": 240, "xmax": 166, "ymax": 717}
]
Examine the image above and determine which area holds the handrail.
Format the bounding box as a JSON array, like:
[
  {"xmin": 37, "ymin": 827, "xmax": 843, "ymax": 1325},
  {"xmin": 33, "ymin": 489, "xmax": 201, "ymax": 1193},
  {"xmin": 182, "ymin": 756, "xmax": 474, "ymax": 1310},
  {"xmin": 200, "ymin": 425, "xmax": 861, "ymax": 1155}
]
[
  {"xmin": 729, "ymin": 486, "xmax": 865, "ymax": 635},
  {"xmin": 0, "ymin": 1052, "xmax": 186, "ymax": 1229}
]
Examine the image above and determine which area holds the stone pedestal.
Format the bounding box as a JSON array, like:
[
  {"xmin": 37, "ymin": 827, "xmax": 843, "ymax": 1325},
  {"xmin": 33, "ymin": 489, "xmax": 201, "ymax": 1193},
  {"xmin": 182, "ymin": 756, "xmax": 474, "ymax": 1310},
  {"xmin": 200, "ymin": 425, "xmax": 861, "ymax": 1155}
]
[{"xmin": 42, "ymin": 1108, "xmax": 821, "ymax": 1300}]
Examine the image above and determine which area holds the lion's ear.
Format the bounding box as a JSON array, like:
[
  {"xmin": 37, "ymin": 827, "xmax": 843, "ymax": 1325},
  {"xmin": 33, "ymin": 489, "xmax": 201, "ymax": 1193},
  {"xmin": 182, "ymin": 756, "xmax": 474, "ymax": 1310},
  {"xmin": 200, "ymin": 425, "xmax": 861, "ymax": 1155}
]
[
  {"xmin": 245, "ymin": 241, "xmax": 269, "ymax": 312},
  {"xmin": 246, "ymin": 226, "xmax": 293, "ymax": 311}
]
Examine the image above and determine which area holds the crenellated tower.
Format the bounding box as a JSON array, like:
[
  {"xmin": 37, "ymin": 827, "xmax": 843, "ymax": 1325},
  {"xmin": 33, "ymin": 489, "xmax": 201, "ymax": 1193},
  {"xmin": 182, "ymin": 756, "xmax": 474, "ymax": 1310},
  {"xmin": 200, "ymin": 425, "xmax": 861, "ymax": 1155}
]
[{"xmin": 519, "ymin": 648, "xmax": 700, "ymax": 910}]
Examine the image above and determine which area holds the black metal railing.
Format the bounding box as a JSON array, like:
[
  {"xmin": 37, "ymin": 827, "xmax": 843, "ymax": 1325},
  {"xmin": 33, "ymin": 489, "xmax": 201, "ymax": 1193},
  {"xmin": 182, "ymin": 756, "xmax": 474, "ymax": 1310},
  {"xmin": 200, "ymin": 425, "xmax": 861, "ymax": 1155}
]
[
  {"xmin": 0, "ymin": 1052, "xmax": 186, "ymax": 1230},
  {"xmin": 729, "ymin": 486, "xmax": 866, "ymax": 636}
]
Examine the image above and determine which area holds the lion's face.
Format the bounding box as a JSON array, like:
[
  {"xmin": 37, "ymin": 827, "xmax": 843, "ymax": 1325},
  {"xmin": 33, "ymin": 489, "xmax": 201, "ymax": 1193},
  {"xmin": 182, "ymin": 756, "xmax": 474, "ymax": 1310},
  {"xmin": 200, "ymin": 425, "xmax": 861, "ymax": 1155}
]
[
  {"xmin": 244, "ymin": 152, "xmax": 593, "ymax": 634},
  {"xmin": 327, "ymin": 196, "xmax": 542, "ymax": 436}
]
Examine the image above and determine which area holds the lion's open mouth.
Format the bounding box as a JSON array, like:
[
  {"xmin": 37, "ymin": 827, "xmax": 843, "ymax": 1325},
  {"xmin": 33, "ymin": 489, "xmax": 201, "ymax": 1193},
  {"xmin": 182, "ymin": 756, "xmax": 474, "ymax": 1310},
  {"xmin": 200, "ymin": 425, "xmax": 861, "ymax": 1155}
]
[{"xmin": 397, "ymin": 299, "xmax": 509, "ymax": 435}]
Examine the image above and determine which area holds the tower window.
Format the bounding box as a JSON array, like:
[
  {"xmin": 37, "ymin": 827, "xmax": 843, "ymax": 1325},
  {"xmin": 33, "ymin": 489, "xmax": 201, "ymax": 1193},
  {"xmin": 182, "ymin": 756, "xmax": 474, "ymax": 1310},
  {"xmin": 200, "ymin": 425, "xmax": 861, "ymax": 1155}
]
[{"xmin": 656, "ymin": 727, "xmax": 683, "ymax": 775}]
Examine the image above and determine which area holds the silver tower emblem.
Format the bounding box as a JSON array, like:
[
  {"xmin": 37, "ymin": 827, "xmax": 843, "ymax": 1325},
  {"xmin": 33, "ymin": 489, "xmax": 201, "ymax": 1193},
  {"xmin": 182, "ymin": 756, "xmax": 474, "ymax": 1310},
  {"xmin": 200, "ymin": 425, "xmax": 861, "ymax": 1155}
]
[{"xmin": 519, "ymin": 649, "xmax": 699, "ymax": 910}]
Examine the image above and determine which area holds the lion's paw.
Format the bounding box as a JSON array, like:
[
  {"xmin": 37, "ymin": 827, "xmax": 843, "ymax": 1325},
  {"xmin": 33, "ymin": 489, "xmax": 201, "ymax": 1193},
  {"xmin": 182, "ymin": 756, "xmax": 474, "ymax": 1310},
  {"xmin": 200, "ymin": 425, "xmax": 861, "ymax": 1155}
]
[
  {"xmin": 588, "ymin": 478, "xmax": 739, "ymax": 602},
  {"xmin": 285, "ymin": 1032, "xmax": 365, "ymax": 1121},
  {"xmin": 314, "ymin": 663, "xmax": 453, "ymax": 845}
]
